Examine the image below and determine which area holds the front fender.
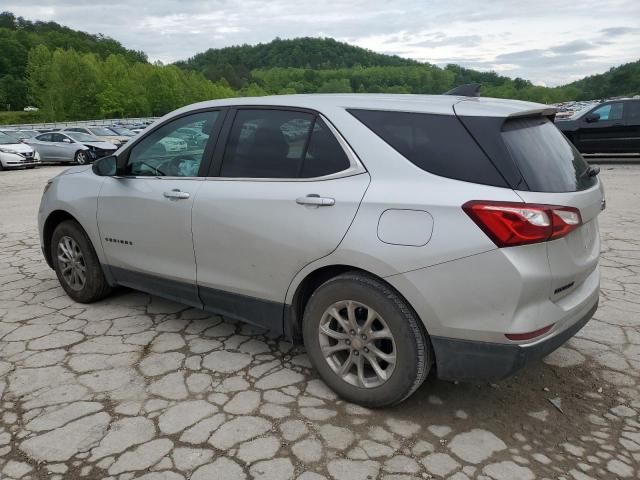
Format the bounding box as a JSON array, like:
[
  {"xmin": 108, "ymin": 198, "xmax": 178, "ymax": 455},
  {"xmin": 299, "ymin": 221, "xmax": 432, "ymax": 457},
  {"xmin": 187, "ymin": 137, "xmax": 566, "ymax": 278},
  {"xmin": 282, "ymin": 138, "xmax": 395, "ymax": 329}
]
[{"xmin": 38, "ymin": 170, "xmax": 107, "ymax": 265}]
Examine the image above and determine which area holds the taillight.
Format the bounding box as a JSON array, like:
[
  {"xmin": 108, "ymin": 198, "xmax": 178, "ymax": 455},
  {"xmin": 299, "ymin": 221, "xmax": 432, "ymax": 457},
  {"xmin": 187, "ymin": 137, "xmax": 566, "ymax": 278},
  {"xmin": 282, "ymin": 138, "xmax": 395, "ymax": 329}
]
[{"xmin": 463, "ymin": 201, "xmax": 582, "ymax": 248}]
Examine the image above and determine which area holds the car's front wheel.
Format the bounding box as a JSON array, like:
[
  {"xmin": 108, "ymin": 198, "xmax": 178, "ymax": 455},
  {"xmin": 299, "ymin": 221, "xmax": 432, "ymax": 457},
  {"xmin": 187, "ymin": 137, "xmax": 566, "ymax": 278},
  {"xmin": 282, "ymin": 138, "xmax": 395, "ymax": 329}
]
[
  {"xmin": 303, "ymin": 272, "xmax": 431, "ymax": 407},
  {"xmin": 51, "ymin": 220, "xmax": 112, "ymax": 303},
  {"xmin": 74, "ymin": 150, "xmax": 89, "ymax": 165}
]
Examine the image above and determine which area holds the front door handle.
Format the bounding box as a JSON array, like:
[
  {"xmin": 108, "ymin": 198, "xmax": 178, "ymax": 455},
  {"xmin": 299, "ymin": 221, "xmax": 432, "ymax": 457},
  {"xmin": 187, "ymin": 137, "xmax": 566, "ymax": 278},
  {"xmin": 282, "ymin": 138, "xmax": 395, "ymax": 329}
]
[
  {"xmin": 296, "ymin": 194, "xmax": 335, "ymax": 207},
  {"xmin": 163, "ymin": 189, "xmax": 190, "ymax": 200}
]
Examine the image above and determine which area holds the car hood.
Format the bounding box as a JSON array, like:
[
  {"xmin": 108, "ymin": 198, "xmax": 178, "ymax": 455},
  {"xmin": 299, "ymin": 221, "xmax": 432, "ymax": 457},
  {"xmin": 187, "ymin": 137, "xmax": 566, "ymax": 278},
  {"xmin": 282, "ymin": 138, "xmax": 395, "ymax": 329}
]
[
  {"xmin": 84, "ymin": 141, "xmax": 117, "ymax": 150},
  {"xmin": 56, "ymin": 165, "xmax": 93, "ymax": 177},
  {"xmin": 555, "ymin": 118, "xmax": 577, "ymax": 130},
  {"xmin": 0, "ymin": 143, "xmax": 33, "ymax": 153},
  {"xmin": 96, "ymin": 136, "xmax": 127, "ymax": 144}
]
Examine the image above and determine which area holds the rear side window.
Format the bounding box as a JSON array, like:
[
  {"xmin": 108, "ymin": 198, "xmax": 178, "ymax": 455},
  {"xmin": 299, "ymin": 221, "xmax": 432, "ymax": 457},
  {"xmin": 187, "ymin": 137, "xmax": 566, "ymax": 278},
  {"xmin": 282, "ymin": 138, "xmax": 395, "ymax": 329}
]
[
  {"xmin": 627, "ymin": 101, "xmax": 640, "ymax": 121},
  {"xmin": 348, "ymin": 109, "xmax": 507, "ymax": 187},
  {"xmin": 501, "ymin": 117, "xmax": 596, "ymax": 192},
  {"xmin": 221, "ymin": 109, "xmax": 351, "ymax": 179},
  {"xmin": 301, "ymin": 118, "xmax": 350, "ymax": 178}
]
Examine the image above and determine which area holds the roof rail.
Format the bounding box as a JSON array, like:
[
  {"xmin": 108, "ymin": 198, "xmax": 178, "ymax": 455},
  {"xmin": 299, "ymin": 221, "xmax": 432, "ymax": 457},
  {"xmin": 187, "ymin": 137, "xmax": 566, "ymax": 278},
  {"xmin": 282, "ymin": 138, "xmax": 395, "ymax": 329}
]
[{"xmin": 444, "ymin": 83, "xmax": 481, "ymax": 97}]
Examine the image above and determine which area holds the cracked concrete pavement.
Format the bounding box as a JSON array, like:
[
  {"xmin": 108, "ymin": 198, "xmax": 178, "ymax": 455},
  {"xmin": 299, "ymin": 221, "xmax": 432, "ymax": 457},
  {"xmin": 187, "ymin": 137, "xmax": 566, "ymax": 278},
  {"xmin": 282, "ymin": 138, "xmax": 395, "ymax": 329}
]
[{"xmin": 0, "ymin": 165, "xmax": 639, "ymax": 480}]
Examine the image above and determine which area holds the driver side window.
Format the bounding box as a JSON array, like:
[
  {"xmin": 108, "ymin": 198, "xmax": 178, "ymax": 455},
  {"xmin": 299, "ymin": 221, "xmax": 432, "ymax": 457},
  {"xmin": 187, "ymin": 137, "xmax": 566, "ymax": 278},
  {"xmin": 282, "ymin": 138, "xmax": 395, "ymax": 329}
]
[
  {"xmin": 126, "ymin": 111, "xmax": 219, "ymax": 177},
  {"xmin": 591, "ymin": 103, "xmax": 624, "ymax": 122}
]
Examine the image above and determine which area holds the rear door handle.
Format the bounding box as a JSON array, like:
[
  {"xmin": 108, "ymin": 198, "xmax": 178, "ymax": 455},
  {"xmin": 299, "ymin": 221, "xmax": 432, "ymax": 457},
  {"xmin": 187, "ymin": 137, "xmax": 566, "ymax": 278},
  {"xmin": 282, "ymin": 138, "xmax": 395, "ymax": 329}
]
[
  {"xmin": 296, "ymin": 194, "xmax": 335, "ymax": 207},
  {"xmin": 163, "ymin": 189, "xmax": 190, "ymax": 200}
]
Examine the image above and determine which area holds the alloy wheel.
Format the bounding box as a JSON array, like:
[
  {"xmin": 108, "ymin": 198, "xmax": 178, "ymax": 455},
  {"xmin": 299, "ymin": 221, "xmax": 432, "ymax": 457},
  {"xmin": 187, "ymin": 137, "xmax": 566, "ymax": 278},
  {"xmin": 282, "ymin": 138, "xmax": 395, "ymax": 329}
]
[
  {"xmin": 318, "ymin": 300, "xmax": 396, "ymax": 388},
  {"xmin": 57, "ymin": 236, "xmax": 86, "ymax": 291}
]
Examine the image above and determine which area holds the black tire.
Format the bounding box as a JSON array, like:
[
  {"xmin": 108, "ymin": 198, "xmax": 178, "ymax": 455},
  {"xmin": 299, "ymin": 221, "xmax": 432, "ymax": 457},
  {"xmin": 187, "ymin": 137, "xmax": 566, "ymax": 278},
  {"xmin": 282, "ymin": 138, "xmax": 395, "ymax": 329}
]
[
  {"xmin": 302, "ymin": 272, "xmax": 431, "ymax": 407},
  {"xmin": 51, "ymin": 220, "xmax": 112, "ymax": 303},
  {"xmin": 74, "ymin": 150, "xmax": 89, "ymax": 165}
]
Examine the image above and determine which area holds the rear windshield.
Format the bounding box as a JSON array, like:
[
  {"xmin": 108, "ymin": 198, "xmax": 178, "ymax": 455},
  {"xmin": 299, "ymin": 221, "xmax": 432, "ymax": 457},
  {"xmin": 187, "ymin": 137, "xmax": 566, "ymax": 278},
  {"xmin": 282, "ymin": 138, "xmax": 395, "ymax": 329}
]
[
  {"xmin": 348, "ymin": 109, "xmax": 507, "ymax": 187},
  {"xmin": 501, "ymin": 117, "xmax": 596, "ymax": 192}
]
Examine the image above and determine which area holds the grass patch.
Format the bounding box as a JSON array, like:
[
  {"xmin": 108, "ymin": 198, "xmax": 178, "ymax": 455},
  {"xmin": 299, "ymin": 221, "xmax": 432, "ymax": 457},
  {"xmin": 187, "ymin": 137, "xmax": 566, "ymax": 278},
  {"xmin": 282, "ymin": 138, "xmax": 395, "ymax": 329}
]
[{"xmin": 0, "ymin": 111, "xmax": 44, "ymax": 126}]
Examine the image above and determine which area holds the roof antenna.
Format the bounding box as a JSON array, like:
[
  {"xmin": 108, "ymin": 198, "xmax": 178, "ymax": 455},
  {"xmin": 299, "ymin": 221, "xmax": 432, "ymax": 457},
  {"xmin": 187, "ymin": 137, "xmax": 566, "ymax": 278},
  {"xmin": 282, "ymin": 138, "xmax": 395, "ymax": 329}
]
[{"xmin": 444, "ymin": 83, "xmax": 481, "ymax": 97}]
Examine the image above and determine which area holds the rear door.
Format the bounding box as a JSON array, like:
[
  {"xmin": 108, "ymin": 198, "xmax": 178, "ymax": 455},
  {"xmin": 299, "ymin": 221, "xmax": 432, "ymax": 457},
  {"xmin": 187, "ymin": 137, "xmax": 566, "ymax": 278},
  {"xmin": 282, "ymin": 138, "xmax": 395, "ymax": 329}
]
[
  {"xmin": 624, "ymin": 100, "xmax": 640, "ymax": 153},
  {"xmin": 31, "ymin": 134, "xmax": 56, "ymax": 161},
  {"xmin": 192, "ymin": 107, "xmax": 370, "ymax": 331}
]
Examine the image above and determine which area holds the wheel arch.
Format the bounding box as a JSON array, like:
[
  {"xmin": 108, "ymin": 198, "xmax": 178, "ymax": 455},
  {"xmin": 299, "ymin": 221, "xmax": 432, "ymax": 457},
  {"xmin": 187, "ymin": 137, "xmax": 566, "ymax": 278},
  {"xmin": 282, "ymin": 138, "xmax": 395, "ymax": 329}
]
[
  {"xmin": 42, "ymin": 210, "xmax": 82, "ymax": 268},
  {"xmin": 284, "ymin": 264, "xmax": 428, "ymax": 345}
]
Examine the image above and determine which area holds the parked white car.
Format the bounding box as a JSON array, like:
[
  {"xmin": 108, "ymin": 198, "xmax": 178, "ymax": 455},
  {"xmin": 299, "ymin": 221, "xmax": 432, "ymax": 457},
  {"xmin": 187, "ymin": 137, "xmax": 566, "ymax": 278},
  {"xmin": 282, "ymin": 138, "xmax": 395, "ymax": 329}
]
[{"xmin": 0, "ymin": 132, "xmax": 40, "ymax": 170}]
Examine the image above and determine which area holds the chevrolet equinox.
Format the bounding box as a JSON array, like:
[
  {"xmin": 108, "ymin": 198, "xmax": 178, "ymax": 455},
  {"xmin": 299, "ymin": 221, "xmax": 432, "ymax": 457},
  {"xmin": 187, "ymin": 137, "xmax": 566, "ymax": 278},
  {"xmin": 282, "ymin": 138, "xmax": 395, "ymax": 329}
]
[{"xmin": 38, "ymin": 93, "xmax": 604, "ymax": 407}]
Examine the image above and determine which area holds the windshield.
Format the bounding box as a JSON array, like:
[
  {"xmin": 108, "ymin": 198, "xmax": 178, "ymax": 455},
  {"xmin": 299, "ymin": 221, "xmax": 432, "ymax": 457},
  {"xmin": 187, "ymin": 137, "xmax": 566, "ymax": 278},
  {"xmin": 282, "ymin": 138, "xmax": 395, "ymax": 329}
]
[
  {"xmin": 568, "ymin": 104, "xmax": 599, "ymax": 120},
  {"xmin": 67, "ymin": 132, "xmax": 100, "ymax": 142},
  {"xmin": 0, "ymin": 132, "xmax": 20, "ymax": 145},
  {"xmin": 89, "ymin": 127, "xmax": 117, "ymax": 136},
  {"xmin": 16, "ymin": 130, "xmax": 36, "ymax": 138},
  {"xmin": 109, "ymin": 127, "xmax": 135, "ymax": 136}
]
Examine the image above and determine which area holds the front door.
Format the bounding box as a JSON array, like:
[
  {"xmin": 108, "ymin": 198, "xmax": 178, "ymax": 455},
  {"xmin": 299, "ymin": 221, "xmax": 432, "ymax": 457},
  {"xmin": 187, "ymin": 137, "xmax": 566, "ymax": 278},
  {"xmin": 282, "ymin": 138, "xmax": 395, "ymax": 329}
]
[
  {"xmin": 50, "ymin": 133, "xmax": 77, "ymax": 162},
  {"xmin": 97, "ymin": 109, "xmax": 222, "ymax": 307},
  {"xmin": 192, "ymin": 108, "xmax": 370, "ymax": 331},
  {"xmin": 576, "ymin": 101, "xmax": 628, "ymax": 153}
]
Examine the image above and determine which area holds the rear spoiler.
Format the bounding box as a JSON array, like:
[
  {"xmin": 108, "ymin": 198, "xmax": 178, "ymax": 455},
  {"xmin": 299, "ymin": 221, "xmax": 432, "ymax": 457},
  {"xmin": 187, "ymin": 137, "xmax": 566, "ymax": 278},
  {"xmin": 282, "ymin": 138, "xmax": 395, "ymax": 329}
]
[{"xmin": 506, "ymin": 107, "xmax": 557, "ymax": 119}]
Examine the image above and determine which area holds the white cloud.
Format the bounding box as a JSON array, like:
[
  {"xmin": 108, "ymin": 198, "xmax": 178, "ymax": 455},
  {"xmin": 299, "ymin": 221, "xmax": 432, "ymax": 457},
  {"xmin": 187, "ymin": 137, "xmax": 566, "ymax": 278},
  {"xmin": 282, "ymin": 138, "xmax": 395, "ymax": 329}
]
[{"xmin": 4, "ymin": 0, "xmax": 640, "ymax": 85}]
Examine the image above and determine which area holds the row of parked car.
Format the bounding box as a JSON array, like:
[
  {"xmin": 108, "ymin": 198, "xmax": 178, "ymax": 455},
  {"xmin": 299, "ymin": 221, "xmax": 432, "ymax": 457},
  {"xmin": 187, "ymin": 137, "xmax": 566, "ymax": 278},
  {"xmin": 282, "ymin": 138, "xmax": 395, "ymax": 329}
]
[{"xmin": 0, "ymin": 122, "xmax": 154, "ymax": 170}]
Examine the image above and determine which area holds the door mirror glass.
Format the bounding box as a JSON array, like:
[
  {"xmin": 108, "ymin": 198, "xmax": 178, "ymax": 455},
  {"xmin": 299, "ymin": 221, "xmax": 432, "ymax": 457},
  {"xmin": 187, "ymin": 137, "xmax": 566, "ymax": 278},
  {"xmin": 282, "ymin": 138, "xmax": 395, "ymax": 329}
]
[
  {"xmin": 585, "ymin": 113, "xmax": 600, "ymax": 123},
  {"xmin": 92, "ymin": 155, "xmax": 117, "ymax": 176}
]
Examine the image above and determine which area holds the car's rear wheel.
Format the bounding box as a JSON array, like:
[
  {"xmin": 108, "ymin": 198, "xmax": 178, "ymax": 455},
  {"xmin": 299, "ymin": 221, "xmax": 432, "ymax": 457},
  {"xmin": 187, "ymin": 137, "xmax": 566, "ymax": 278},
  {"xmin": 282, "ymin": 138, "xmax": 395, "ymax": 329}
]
[
  {"xmin": 74, "ymin": 150, "xmax": 89, "ymax": 165},
  {"xmin": 51, "ymin": 220, "xmax": 112, "ymax": 303},
  {"xmin": 303, "ymin": 272, "xmax": 431, "ymax": 407}
]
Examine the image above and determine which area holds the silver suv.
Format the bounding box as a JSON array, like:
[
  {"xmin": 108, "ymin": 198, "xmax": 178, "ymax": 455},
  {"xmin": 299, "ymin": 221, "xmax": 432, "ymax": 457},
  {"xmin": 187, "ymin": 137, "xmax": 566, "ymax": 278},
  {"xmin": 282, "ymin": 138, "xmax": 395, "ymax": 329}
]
[{"xmin": 38, "ymin": 93, "xmax": 604, "ymax": 406}]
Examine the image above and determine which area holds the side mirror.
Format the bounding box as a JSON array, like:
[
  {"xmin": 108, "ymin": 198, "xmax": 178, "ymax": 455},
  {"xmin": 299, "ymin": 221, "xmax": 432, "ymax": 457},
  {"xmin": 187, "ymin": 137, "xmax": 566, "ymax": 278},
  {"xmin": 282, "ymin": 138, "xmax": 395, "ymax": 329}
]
[
  {"xmin": 92, "ymin": 155, "xmax": 117, "ymax": 176},
  {"xmin": 116, "ymin": 154, "xmax": 128, "ymax": 175},
  {"xmin": 585, "ymin": 113, "xmax": 600, "ymax": 123},
  {"xmin": 62, "ymin": 138, "xmax": 72, "ymax": 143}
]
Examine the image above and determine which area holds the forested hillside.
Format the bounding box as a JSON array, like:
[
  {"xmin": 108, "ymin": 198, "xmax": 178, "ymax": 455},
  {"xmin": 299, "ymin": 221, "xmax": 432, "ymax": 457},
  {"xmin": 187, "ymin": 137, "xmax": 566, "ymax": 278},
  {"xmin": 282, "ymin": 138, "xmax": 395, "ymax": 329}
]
[
  {"xmin": 25, "ymin": 46, "xmax": 234, "ymax": 121},
  {"xmin": 1, "ymin": 10, "xmax": 639, "ymax": 124},
  {"xmin": 175, "ymin": 37, "xmax": 418, "ymax": 88},
  {"xmin": 565, "ymin": 60, "xmax": 640, "ymax": 100},
  {"xmin": 176, "ymin": 38, "xmax": 638, "ymax": 103},
  {"xmin": 0, "ymin": 11, "xmax": 146, "ymax": 110}
]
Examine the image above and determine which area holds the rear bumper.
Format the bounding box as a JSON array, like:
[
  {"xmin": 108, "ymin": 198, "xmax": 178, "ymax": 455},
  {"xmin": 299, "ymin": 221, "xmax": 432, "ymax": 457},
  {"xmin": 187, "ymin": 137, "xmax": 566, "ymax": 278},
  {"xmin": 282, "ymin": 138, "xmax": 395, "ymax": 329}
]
[{"xmin": 431, "ymin": 299, "xmax": 597, "ymax": 382}]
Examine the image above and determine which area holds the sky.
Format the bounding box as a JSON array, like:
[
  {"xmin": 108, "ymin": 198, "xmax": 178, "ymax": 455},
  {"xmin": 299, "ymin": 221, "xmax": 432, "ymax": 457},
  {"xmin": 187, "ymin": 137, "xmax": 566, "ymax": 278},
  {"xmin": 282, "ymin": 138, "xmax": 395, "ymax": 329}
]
[{"xmin": 4, "ymin": 0, "xmax": 640, "ymax": 86}]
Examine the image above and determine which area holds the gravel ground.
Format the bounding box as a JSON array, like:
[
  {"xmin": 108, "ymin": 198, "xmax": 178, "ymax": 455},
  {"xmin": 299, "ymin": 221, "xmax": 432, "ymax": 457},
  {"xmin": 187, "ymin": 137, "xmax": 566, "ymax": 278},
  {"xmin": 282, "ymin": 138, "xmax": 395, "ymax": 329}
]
[{"xmin": 0, "ymin": 165, "xmax": 639, "ymax": 480}]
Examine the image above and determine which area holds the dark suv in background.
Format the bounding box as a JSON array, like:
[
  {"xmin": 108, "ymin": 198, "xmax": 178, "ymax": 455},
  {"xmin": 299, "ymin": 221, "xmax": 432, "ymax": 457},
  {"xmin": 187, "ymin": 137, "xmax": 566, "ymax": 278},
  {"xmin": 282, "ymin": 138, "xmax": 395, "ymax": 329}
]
[{"xmin": 556, "ymin": 98, "xmax": 640, "ymax": 154}]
